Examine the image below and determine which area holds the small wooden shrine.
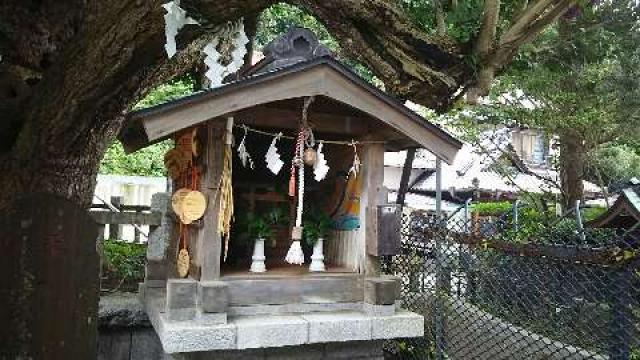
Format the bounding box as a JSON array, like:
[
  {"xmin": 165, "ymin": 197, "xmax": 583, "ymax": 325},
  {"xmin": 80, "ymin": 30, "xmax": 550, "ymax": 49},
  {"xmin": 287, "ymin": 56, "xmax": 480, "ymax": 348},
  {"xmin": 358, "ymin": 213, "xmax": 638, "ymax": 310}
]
[
  {"xmin": 120, "ymin": 28, "xmax": 461, "ymax": 356},
  {"xmin": 588, "ymin": 181, "xmax": 640, "ymax": 235}
]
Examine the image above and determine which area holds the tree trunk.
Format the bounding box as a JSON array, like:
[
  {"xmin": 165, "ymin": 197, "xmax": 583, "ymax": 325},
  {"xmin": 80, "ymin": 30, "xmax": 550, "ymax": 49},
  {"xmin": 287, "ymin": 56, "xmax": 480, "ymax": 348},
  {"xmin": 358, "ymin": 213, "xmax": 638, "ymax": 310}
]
[
  {"xmin": 0, "ymin": 0, "xmax": 270, "ymax": 209},
  {"xmin": 559, "ymin": 133, "xmax": 585, "ymax": 210},
  {"xmin": 0, "ymin": 0, "xmax": 575, "ymax": 210}
]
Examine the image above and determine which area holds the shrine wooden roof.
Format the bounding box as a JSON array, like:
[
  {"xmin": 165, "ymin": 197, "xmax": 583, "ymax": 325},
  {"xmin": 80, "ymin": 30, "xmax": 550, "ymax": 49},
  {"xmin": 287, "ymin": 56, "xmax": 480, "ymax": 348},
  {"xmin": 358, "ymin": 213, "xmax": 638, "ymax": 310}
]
[
  {"xmin": 119, "ymin": 29, "xmax": 462, "ymax": 164},
  {"xmin": 588, "ymin": 184, "xmax": 640, "ymax": 229}
]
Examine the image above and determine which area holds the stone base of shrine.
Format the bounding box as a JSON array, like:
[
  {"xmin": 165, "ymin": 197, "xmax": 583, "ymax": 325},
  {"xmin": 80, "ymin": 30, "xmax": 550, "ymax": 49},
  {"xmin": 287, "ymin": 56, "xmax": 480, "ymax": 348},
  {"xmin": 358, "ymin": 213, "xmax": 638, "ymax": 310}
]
[
  {"xmin": 163, "ymin": 340, "xmax": 386, "ymax": 359},
  {"xmin": 140, "ymin": 285, "xmax": 423, "ymax": 355}
]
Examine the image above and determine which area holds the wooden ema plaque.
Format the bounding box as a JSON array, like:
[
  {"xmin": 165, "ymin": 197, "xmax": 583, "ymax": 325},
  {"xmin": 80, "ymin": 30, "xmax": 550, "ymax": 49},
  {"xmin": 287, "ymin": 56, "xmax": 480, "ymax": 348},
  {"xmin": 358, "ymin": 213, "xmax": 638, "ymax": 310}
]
[
  {"xmin": 181, "ymin": 190, "xmax": 206, "ymax": 222},
  {"xmin": 172, "ymin": 189, "xmax": 206, "ymax": 224},
  {"xmin": 177, "ymin": 248, "xmax": 190, "ymax": 278}
]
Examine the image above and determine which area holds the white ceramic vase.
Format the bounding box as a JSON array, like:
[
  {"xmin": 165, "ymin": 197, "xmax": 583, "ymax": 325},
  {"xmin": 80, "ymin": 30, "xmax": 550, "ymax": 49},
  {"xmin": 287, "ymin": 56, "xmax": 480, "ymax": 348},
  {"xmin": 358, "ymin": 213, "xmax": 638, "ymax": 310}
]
[
  {"xmin": 309, "ymin": 238, "xmax": 326, "ymax": 272},
  {"xmin": 250, "ymin": 237, "xmax": 266, "ymax": 273}
]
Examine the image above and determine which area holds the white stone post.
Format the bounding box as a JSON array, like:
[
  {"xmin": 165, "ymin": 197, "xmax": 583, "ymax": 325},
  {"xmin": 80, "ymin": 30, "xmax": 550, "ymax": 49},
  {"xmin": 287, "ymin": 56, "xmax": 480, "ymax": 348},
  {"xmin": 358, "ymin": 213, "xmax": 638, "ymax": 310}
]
[
  {"xmin": 250, "ymin": 238, "xmax": 266, "ymax": 273},
  {"xmin": 309, "ymin": 238, "xmax": 326, "ymax": 272}
]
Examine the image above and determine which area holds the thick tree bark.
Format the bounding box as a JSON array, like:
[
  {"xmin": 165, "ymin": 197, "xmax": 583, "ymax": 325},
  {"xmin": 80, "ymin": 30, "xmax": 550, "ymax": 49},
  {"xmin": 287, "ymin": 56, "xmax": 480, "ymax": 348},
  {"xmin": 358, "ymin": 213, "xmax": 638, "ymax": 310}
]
[
  {"xmin": 0, "ymin": 0, "xmax": 575, "ymax": 209},
  {"xmin": 0, "ymin": 0, "xmax": 270, "ymax": 209},
  {"xmin": 559, "ymin": 133, "xmax": 585, "ymax": 210}
]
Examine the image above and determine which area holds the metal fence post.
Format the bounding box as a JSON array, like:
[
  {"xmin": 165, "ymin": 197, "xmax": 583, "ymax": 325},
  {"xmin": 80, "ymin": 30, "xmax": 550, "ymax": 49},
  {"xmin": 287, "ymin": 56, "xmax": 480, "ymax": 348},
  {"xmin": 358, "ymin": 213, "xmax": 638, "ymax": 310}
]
[
  {"xmin": 576, "ymin": 200, "xmax": 586, "ymax": 242},
  {"xmin": 512, "ymin": 199, "xmax": 520, "ymax": 232},
  {"xmin": 434, "ymin": 158, "xmax": 446, "ymax": 360},
  {"xmin": 464, "ymin": 198, "xmax": 471, "ymax": 234}
]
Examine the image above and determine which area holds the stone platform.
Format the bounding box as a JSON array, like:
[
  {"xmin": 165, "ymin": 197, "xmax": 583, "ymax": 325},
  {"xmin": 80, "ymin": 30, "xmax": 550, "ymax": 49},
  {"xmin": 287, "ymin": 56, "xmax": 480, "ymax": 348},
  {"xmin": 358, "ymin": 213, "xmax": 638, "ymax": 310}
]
[
  {"xmin": 165, "ymin": 340, "xmax": 387, "ymax": 360},
  {"xmin": 141, "ymin": 286, "xmax": 423, "ymax": 354}
]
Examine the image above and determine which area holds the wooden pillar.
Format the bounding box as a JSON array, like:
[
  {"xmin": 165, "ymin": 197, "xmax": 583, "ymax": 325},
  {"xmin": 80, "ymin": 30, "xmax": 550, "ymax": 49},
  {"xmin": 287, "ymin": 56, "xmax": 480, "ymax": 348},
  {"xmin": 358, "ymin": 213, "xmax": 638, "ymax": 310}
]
[
  {"xmin": 109, "ymin": 196, "xmax": 122, "ymax": 240},
  {"xmin": 196, "ymin": 121, "xmax": 225, "ymax": 281},
  {"xmin": 362, "ymin": 142, "xmax": 385, "ymax": 276}
]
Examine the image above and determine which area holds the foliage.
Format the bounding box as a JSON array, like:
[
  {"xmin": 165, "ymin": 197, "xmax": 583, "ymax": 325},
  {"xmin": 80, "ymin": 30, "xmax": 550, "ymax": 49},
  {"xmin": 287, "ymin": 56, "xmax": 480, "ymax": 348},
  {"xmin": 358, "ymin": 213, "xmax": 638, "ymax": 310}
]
[
  {"xmin": 244, "ymin": 207, "xmax": 288, "ymax": 240},
  {"xmin": 245, "ymin": 213, "xmax": 273, "ymax": 239},
  {"xmin": 449, "ymin": 1, "xmax": 640, "ymax": 204},
  {"xmin": 99, "ymin": 140, "xmax": 172, "ymax": 177},
  {"xmin": 400, "ymin": 0, "xmax": 484, "ymax": 42},
  {"xmin": 494, "ymin": 205, "xmax": 612, "ymax": 245},
  {"xmin": 265, "ymin": 206, "xmax": 288, "ymax": 228},
  {"xmin": 581, "ymin": 206, "xmax": 606, "ymax": 222},
  {"xmin": 257, "ymin": 3, "xmax": 374, "ymax": 82},
  {"xmin": 99, "ymin": 78, "xmax": 194, "ymax": 176},
  {"xmin": 471, "ymin": 201, "xmax": 512, "ymax": 216},
  {"xmin": 586, "ymin": 144, "xmax": 640, "ymax": 192},
  {"xmin": 303, "ymin": 211, "xmax": 333, "ymax": 246},
  {"xmin": 102, "ymin": 240, "xmax": 146, "ymax": 283},
  {"xmin": 132, "ymin": 77, "xmax": 195, "ymax": 110},
  {"xmin": 257, "ymin": 3, "xmax": 338, "ymax": 50}
]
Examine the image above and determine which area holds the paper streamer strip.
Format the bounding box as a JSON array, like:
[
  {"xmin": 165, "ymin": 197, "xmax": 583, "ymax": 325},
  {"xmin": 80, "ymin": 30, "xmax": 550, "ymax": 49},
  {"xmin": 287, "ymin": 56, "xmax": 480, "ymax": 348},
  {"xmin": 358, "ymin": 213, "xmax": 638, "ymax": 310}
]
[{"xmin": 162, "ymin": 0, "xmax": 198, "ymax": 58}]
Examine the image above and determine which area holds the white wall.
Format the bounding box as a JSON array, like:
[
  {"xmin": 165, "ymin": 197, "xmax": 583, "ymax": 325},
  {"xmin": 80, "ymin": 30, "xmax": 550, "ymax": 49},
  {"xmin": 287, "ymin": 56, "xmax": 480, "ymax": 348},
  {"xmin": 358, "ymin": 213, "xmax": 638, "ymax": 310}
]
[{"xmin": 94, "ymin": 174, "xmax": 168, "ymax": 242}]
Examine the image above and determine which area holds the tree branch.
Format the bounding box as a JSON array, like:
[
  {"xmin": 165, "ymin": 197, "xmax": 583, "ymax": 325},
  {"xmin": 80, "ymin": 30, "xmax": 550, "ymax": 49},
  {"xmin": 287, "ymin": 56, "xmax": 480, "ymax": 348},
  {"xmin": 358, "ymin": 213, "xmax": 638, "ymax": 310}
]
[
  {"xmin": 435, "ymin": 0, "xmax": 447, "ymax": 36},
  {"xmin": 497, "ymin": 0, "xmax": 575, "ymax": 62},
  {"xmin": 474, "ymin": 0, "xmax": 501, "ymax": 60},
  {"xmin": 467, "ymin": 0, "xmax": 575, "ymax": 100}
]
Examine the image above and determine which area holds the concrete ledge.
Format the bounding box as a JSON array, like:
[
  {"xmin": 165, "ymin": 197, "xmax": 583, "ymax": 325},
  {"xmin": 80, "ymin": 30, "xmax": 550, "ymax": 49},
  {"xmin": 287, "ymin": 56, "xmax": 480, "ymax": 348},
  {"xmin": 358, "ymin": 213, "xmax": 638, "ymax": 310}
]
[
  {"xmin": 159, "ymin": 314, "xmax": 236, "ymax": 353},
  {"xmin": 143, "ymin": 288, "xmax": 423, "ymax": 354},
  {"xmin": 196, "ymin": 310, "xmax": 227, "ymax": 325},
  {"xmin": 362, "ymin": 303, "xmax": 395, "ymax": 317},
  {"xmin": 303, "ymin": 312, "xmax": 372, "ymax": 343},
  {"xmin": 228, "ymin": 302, "xmax": 362, "ymax": 316},
  {"xmin": 372, "ymin": 311, "xmax": 424, "ymax": 339},
  {"xmin": 236, "ymin": 315, "xmax": 308, "ymax": 349},
  {"xmin": 163, "ymin": 341, "xmax": 384, "ymax": 360}
]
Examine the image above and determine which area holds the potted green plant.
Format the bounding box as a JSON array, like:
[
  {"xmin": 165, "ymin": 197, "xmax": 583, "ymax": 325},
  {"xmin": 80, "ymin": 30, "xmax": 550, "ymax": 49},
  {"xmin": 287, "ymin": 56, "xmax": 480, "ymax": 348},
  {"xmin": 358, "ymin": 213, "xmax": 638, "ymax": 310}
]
[
  {"xmin": 303, "ymin": 212, "xmax": 333, "ymax": 272},
  {"xmin": 246, "ymin": 213, "xmax": 274, "ymax": 273},
  {"xmin": 265, "ymin": 206, "xmax": 288, "ymax": 248}
]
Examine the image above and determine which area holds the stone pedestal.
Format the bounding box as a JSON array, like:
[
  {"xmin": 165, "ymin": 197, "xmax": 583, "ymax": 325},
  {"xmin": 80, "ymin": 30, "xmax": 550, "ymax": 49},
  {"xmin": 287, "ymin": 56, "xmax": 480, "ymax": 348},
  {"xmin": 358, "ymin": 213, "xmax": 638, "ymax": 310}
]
[
  {"xmin": 250, "ymin": 238, "xmax": 267, "ymax": 273},
  {"xmin": 309, "ymin": 238, "xmax": 326, "ymax": 272},
  {"xmin": 163, "ymin": 340, "xmax": 385, "ymax": 360}
]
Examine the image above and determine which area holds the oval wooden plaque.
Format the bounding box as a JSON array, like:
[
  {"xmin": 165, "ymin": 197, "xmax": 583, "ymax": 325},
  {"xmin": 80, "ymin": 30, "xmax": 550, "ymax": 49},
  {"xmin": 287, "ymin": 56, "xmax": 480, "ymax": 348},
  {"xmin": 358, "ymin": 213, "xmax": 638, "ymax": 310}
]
[
  {"xmin": 182, "ymin": 190, "xmax": 206, "ymax": 222},
  {"xmin": 177, "ymin": 248, "xmax": 190, "ymax": 278},
  {"xmin": 171, "ymin": 188, "xmax": 191, "ymax": 218}
]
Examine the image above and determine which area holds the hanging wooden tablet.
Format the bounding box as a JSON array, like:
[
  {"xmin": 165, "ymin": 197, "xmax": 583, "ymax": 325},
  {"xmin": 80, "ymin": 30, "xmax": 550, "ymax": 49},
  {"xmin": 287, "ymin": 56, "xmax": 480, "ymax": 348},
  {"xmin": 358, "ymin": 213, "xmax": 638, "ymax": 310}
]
[
  {"xmin": 171, "ymin": 188, "xmax": 192, "ymax": 223},
  {"xmin": 182, "ymin": 190, "xmax": 206, "ymax": 222},
  {"xmin": 177, "ymin": 248, "xmax": 190, "ymax": 278}
]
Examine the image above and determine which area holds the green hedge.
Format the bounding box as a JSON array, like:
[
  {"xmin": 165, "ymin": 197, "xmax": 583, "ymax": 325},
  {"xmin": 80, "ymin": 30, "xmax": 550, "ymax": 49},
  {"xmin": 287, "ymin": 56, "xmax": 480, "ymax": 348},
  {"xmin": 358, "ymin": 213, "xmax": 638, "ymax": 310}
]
[
  {"xmin": 471, "ymin": 201, "xmax": 513, "ymax": 216},
  {"xmin": 102, "ymin": 240, "xmax": 146, "ymax": 287}
]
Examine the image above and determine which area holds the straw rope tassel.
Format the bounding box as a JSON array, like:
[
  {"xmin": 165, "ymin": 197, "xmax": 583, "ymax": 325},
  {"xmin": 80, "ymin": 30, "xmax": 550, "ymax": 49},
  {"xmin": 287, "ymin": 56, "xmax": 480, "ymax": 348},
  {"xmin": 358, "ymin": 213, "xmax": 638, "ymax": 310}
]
[
  {"xmin": 285, "ymin": 128, "xmax": 306, "ymax": 265},
  {"xmin": 220, "ymin": 117, "xmax": 234, "ymax": 261}
]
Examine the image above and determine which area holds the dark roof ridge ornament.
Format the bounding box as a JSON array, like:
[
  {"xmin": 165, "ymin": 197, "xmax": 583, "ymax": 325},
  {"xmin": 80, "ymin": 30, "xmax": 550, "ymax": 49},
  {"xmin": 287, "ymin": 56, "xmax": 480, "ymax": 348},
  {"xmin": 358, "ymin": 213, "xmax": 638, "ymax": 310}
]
[{"xmin": 248, "ymin": 27, "xmax": 332, "ymax": 76}]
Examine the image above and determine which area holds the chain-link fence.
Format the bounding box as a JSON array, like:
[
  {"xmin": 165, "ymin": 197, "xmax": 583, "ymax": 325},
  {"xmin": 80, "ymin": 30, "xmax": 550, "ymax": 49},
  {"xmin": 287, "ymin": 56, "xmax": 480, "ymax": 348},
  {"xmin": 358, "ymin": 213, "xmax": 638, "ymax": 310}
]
[{"xmin": 382, "ymin": 209, "xmax": 640, "ymax": 360}]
